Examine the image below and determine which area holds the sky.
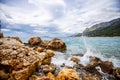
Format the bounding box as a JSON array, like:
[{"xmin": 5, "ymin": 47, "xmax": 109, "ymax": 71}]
[{"xmin": 0, "ymin": 0, "xmax": 120, "ymax": 39}]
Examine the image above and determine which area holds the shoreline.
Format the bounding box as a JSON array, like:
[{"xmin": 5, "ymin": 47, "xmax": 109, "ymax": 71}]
[{"xmin": 0, "ymin": 33, "xmax": 120, "ymax": 80}]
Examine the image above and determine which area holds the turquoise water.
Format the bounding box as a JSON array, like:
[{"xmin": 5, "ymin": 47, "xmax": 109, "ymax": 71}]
[
  {"xmin": 52, "ymin": 37, "xmax": 120, "ymax": 67},
  {"xmin": 21, "ymin": 36, "xmax": 120, "ymax": 67}
]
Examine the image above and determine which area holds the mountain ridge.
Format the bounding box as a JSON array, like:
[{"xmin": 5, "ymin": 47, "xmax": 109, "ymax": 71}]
[{"xmin": 73, "ymin": 18, "xmax": 120, "ymax": 37}]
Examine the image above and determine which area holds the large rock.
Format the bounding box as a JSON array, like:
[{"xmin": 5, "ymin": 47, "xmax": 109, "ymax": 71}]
[
  {"xmin": 0, "ymin": 37, "xmax": 46, "ymax": 80},
  {"xmin": 100, "ymin": 61, "xmax": 113, "ymax": 74},
  {"xmin": 84, "ymin": 64, "xmax": 100, "ymax": 76},
  {"xmin": 28, "ymin": 37, "xmax": 42, "ymax": 46},
  {"xmin": 46, "ymin": 38, "xmax": 66, "ymax": 51},
  {"xmin": 56, "ymin": 68, "xmax": 80, "ymax": 80}
]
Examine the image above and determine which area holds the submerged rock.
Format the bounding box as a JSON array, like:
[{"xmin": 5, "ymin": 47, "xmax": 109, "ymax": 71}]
[
  {"xmin": 71, "ymin": 56, "xmax": 80, "ymax": 63},
  {"xmin": 56, "ymin": 68, "xmax": 80, "ymax": 80},
  {"xmin": 0, "ymin": 37, "xmax": 46, "ymax": 80},
  {"xmin": 28, "ymin": 36, "xmax": 42, "ymax": 46},
  {"xmin": 100, "ymin": 61, "xmax": 113, "ymax": 74}
]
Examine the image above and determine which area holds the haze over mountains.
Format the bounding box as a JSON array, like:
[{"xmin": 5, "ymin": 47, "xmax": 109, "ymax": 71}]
[{"xmin": 74, "ymin": 18, "xmax": 120, "ymax": 37}]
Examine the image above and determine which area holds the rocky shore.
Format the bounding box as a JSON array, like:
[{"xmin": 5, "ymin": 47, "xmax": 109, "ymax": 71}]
[{"xmin": 0, "ymin": 32, "xmax": 120, "ymax": 80}]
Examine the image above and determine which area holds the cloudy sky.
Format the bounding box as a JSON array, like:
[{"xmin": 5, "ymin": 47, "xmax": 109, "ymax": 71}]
[{"xmin": 0, "ymin": 0, "xmax": 120, "ymax": 39}]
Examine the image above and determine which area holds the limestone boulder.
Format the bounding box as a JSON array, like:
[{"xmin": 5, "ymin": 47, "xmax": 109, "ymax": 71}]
[
  {"xmin": 0, "ymin": 37, "xmax": 46, "ymax": 80},
  {"xmin": 46, "ymin": 38, "xmax": 66, "ymax": 51},
  {"xmin": 100, "ymin": 61, "xmax": 113, "ymax": 74},
  {"xmin": 28, "ymin": 37, "xmax": 42, "ymax": 46},
  {"xmin": 56, "ymin": 68, "xmax": 80, "ymax": 80}
]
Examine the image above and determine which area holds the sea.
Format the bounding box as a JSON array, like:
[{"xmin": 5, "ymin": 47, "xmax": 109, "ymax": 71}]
[
  {"xmin": 51, "ymin": 36, "xmax": 120, "ymax": 67},
  {"xmin": 22, "ymin": 36, "xmax": 120, "ymax": 67}
]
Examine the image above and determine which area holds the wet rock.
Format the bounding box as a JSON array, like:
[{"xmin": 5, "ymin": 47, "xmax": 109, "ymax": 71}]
[
  {"xmin": 28, "ymin": 36, "xmax": 42, "ymax": 46},
  {"xmin": 89, "ymin": 56, "xmax": 101, "ymax": 65},
  {"xmin": 113, "ymin": 67, "xmax": 120, "ymax": 79},
  {"xmin": 73, "ymin": 64, "xmax": 84, "ymax": 70},
  {"xmin": 43, "ymin": 64, "xmax": 56, "ymax": 73},
  {"xmin": 0, "ymin": 32, "xmax": 3, "ymax": 38},
  {"xmin": 84, "ymin": 64, "xmax": 100, "ymax": 76},
  {"xmin": 72, "ymin": 53, "xmax": 84, "ymax": 57},
  {"xmin": 56, "ymin": 68, "xmax": 80, "ymax": 80},
  {"xmin": 82, "ymin": 73, "xmax": 101, "ymax": 80},
  {"xmin": 46, "ymin": 38, "xmax": 66, "ymax": 51},
  {"xmin": 0, "ymin": 37, "xmax": 47, "ymax": 80},
  {"xmin": 71, "ymin": 56, "xmax": 80, "ymax": 63},
  {"xmin": 60, "ymin": 63, "xmax": 65, "ymax": 67},
  {"xmin": 100, "ymin": 61, "xmax": 113, "ymax": 74}
]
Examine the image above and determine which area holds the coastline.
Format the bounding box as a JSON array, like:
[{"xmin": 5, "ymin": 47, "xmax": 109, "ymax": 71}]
[{"xmin": 0, "ymin": 32, "xmax": 120, "ymax": 80}]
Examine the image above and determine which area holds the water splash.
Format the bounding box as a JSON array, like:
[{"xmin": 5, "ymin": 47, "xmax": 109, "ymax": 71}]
[{"xmin": 80, "ymin": 36, "xmax": 94, "ymax": 65}]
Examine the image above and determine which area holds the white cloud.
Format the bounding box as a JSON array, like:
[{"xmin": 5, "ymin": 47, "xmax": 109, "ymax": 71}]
[
  {"xmin": 1, "ymin": 29, "xmax": 11, "ymax": 32},
  {"xmin": 28, "ymin": 0, "xmax": 65, "ymax": 6},
  {"xmin": 0, "ymin": 0, "xmax": 120, "ymax": 34},
  {"xmin": 0, "ymin": 3, "xmax": 52, "ymax": 25}
]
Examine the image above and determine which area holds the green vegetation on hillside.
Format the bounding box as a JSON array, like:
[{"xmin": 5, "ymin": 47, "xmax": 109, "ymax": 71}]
[{"xmin": 74, "ymin": 18, "xmax": 120, "ymax": 37}]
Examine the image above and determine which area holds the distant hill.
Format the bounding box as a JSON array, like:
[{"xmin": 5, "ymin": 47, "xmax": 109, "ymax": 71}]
[{"xmin": 74, "ymin": 18, "xmax": 120, "ymax": 37}]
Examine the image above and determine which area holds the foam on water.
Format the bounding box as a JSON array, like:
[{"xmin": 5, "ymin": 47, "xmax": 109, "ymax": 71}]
[{"xmin": 52, "ymin": 36, "xmax": 120, "ymax": 67}]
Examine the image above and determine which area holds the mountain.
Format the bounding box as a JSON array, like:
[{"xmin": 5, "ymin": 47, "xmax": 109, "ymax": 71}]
[{"xmin": 74, "ymin": 18, "xmax": 120, "ymax": 37}]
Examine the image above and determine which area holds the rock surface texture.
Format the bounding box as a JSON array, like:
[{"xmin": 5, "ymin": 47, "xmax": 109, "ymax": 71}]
[
  {"xmin": 56, "ymin": 68, "xmax": 80, "ymax": 80},
  {"xmin": 0, "ymin": 37, "xmax": 46, "ymax": 80},
  {"xmin": 28, "ymin": 37, "xmax": 66, "ymax": 51}
]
